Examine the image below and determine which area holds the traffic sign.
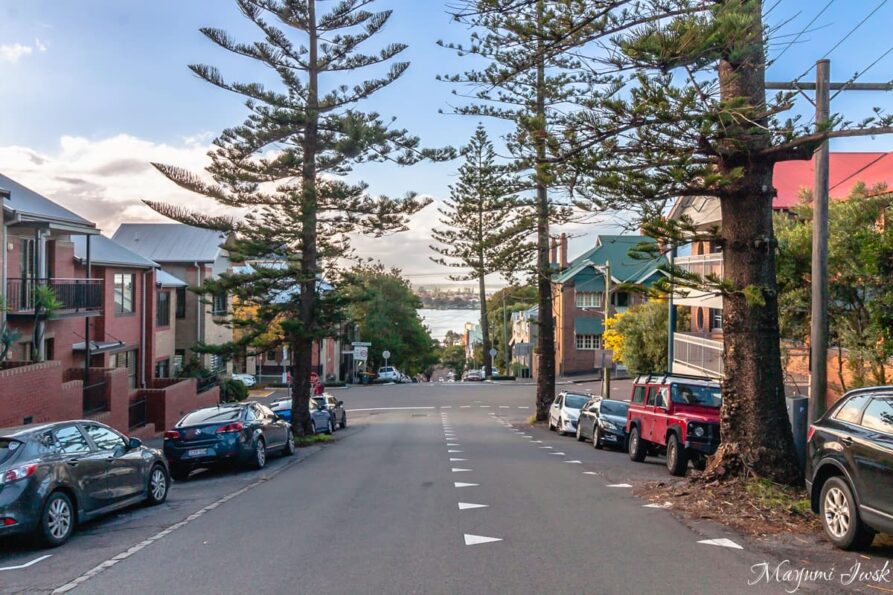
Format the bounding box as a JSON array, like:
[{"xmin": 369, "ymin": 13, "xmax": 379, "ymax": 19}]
[
  {"xmin": 382, "ymin": 350, "xmax": 391, "ymax": 359},
  {"xmin": 352, "ymin": 341, "xmax": 372, "ymax": 347},
  {"xmin": 354, "ymin": 346, "xmax": 368, "ymax": 361},
  {"xmin": 489, "ymin": 348, "xmax": 498, "ymax": 358}
]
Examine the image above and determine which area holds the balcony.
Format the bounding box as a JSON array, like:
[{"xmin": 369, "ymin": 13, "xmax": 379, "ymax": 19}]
[
  {"xmin": 5, "ymin": 278, "xmax": 103, "ymax": 317},
  {"xmin": 672, "ymin": 253, "xmax": 724, "ymax": 309},
  {"xmin": 673, "ymin": 332, "xmax": 724, "ymax": 378}
]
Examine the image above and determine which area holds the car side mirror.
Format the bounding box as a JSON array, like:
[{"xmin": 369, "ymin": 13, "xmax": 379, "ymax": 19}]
[{"xmin": 128, "ymin": 437, "xmax": 142, "ymax": 450}]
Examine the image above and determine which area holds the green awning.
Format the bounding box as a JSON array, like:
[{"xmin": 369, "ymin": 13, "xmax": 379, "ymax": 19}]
[{"xmin": 574, "ymin": 317, "xmax": 604, "ymax": 335}]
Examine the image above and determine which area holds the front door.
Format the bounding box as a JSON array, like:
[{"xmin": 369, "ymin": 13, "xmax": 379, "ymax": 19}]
[
  {"xmin": 851, "ymin": 398, "xmax": 893, "ymax": 516},
  {"xmin": 54, "ymin": 424, "xmax": 109, "ymax": 511},
  {"xmin": 83, "ymin": 423, "xmax": 144, "ymax": 502}
]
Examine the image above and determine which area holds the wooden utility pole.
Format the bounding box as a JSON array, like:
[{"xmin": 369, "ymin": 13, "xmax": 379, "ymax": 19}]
[{"xmin": 767, "ymin": 59, "xmax": 893, "ymax": 424}]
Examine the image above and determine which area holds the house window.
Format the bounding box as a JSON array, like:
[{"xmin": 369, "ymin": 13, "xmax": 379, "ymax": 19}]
[
  {"xmin": 113, "ymin": 273, "xmax": 135, "ymax": 313},
  {"xmin": 612, "ymin": 292, "xmax": 630, "ymax": 308},
  {"xmin": 175, "ymin": 286, "xmax": 186, "ymax": 319},
  {"xmin": 156, "ymin": 291, "xmax": 171, "ymax": 327},
  {"xmin": 112, "ymin": 349, "xmax": 138, "ymax": 389},
  {"xmin": 575, "ymin": 292, "xmax": 603, "ymax": 308},
  {"xmin": 212, "ymin": 292, "xmax": 227, "ymax": 316},
  {"xmin": 173, "ymin": 350, "xmax": 185, "ymax": 376},
  {"xmin": 575, "ymin": 334, "xmax": 602, "ymax": 350},
  {"xmin": 710, "ymin": 308, "xmax": 723, "ymax": 331},
  {"xmin": 155, "ymin": 358, "xmax": 170, "ymax": 379},
  {"xmin": 266, "ymin": 350, "xmax": 277, "ymax": 362}
]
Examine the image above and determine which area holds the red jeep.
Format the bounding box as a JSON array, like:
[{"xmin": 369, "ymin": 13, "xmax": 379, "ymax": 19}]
[{"xmin": 625, "ymin": 373, "xmax": 722, "ymax": 476}]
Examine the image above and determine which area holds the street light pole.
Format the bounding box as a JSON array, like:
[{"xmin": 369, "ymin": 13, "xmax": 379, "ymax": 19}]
[
  {"xmin": 502, "ymin": 288, "xmax": 509, "ymax": 375},
  {"xmin": 602, "ymin": 261, "xmax": 612, "ymax": 399},
  {"xmin": 667, "ymin": 244, "xmax": 677, "ymax": 373}
]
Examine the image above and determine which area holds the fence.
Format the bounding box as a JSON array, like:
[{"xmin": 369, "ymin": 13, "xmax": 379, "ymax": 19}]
[
  {"xmin": 673, "ymin": 333, "xmax": 724, "ymax": 378},
  {"xmin": 128, "ymin": 398, "xmax": 147, "ymax": 430}
]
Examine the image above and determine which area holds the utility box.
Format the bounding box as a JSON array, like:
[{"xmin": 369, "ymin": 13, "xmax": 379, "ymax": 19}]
[{"xmin": 786, "ymin": 395, "xmax": 809, "ymax": 470}]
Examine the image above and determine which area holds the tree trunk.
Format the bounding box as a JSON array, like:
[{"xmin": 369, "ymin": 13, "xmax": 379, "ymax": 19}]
[
  {"xmin": 704, "ymin": 0, "xmax": 800, "ymax": 485},
  {"xmin": 292, "ymin": 0, "xmax": 319, "ymax": 437},
  {"xmin": 479, "ymin": 275, "xmax": 492, "ymax": 379},
  {"xmin": 533, "ymin": 0, "xmax": 555, "ymax": 421}
]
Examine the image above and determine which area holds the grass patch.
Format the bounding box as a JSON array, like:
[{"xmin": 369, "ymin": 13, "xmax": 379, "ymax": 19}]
[
  {"xmin": 745, "ymin": 478, "xmax": 813, "ymax": 517},
  {"xmin": 294, "ymin": 434, "xmax": 332, "ymax": 447}
]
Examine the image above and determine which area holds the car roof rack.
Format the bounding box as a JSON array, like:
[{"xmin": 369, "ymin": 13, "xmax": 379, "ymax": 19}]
[{"xmin": 634, "ymin": 371, "xmax": 720, "ymax": 385}]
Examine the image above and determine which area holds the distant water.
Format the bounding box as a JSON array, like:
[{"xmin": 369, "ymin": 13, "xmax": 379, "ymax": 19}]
[{"xmin": 418, "ymin": 308, "xmax": 479, "ymax": 340}]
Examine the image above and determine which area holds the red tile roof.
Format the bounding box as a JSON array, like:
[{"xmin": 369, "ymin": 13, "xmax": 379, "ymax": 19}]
[{"xmin": 773, "ymin": 152, "xmax": 893, "ymax": 209}]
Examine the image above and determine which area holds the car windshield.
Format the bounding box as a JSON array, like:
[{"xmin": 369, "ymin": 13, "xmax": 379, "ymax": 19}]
[
  {"xmin": 564, "ymin": 394, "xmax": 589, "ymax": 410},
  {"xmin": 179, "ymin": 408, "xmax": 242, "ymax": 426},
  {"xmin": 670, "ymin": 383, "xmax": 722, "ymax": 408},
  {"xmin": 600, "ymin": 401, "xmax": 629, "ymax": 417},
  {"xmin": 0, "ymin": 438, "xmax": 23, "ymax": 465}
]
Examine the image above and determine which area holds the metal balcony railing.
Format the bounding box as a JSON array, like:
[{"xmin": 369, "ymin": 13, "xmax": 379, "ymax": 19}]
[
  {"xmin": 673, "ymin": 333, "xmax": 724, "ymax": 377},
  {"xmin": 675, "ymin": 253, "xmax": 723, "ymax": 279},
  {"xmin": 6, "ymin": 278, "xmax": 103, "ymax": 314}
]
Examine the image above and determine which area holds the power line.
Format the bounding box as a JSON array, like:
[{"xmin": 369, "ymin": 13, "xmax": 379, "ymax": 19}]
[
  {"xmin": 830, "ymin": 43, "xmax": 893, "ymax": 100},
  {"xmin": 822, "ymin": 0, "xmax": 888, "ymax": 60},
  {"xmin": 772, "ymin": 0, "xmax": 836, "ymax": 67}
]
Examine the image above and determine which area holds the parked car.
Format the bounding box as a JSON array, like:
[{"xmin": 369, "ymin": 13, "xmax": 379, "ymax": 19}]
[
  {"xmin": 377, "ymin": 366, "xmax": 401, "ymax": 382},
  {"xmin": 577, "ymin": 398, "xmax": 629, "ymax": 449},
  {"xmin": 806, "ymin": 387, "xmax": 893, "ymax": 550},
  {"xmin": 626, "ymin": 373, "xmax": 722, "ymax": 476},
  {"xmin": 548, "ymin": 392, "xmax": 590, "ymax": 436},
  {"xmin": 231, "ymin": 373, "xmax": 257, "ymax": 388},
  {"xmin": 312, "ymin": 394, "xmax": 347, "ymax": 430},
  {"xmin": 269, "ymin": 398, "xmax": 336, "ymax": 435},
  {"xmin": 0, "ymin": 421, "xmax": 169, "ymax": 547},
  {"xmin": 463, "ymin": 370, "xmax": 483, "ymax": 382},
  {"xmin": 164, "ymin": 402, "xmax": 293, "ymax": 481}
]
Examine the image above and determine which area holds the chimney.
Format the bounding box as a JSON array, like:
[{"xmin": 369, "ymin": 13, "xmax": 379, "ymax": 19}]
[
  {"xmin": 550, "ymin": 238, "xmax": 558, "ymax": 265},
  {"xmin": 559, "ymin": 233, "xmax": 568, "ymax": 269}
]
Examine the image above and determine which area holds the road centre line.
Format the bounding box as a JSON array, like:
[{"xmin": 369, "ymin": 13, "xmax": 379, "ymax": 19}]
[{"xmin": 346, "ymin": 406, "xmax": 436, "ymax": 412}]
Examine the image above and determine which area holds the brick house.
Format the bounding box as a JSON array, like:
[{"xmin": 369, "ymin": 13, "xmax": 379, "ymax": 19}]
[
  {"xmin": 670, "ymin": 151, "xmax": 893, "ymax": 382},
  {"xmin": 112, "ymin": 223, "xmax": 235, "ymax": 376},
  {"xmin": 550, "ymin": 234, "xmax": 664, "ymax": 377}
]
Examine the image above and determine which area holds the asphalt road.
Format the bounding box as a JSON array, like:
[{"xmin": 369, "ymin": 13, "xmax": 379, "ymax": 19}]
[{"xmin": 0, "ymin": 382, "xmax": 834, "ymax": 593}]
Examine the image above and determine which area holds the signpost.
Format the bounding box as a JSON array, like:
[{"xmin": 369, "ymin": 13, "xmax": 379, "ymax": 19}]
[
  {"xmin": 354, "ymin": 346, "xmax": 368, "ymax": 361},
  {"xmin": 489, "ymin": 348, "xmax": 498, "ymax": 376}
]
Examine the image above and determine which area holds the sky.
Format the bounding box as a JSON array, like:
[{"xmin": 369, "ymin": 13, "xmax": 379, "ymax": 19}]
[{"xmin": 1, "ymin": 0, "xmax": 893, "ymax": 286}]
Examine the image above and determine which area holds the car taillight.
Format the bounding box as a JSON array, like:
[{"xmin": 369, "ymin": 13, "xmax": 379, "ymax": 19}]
[
  {"xmin": 163, "ymin": 431, "xmax": 180, "ymax": 440},
  {"xmin": 806, "ymin": 425, "xmax": 816, "ymax": 443},
  {"xmin": 1, "ymin": 518, "xmax": 17, "ymax": 526},
  {"xmin": 1, "ymin": 463, "xmax": 37, "ymax": 484},
  {"xmin": 216, "ymin": 422, "xmax": 244, "ymax": 434}
]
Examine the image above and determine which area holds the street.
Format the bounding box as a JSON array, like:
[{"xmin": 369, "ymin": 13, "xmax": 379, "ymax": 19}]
[{"xmin": 0, "ymin": 381, "xmax": 830, "ymax": 595}]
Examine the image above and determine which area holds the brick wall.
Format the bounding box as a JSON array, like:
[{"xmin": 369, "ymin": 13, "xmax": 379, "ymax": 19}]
[
  {"xmin": 0, "ymin": 361, "xmax": 82, "ymax": 428},
  {"xmin": 142, "ymin": 378, "xmax": 221, "ymax": 431}
]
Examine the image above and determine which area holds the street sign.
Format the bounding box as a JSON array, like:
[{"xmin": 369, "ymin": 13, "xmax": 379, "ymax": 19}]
[
  {"xmin": 352, "ymin": 341, "xmax": 372, "ymax": 347},
  {"xmin": 489, "ymin": 348, "xmax": 498, "ymax": 358},
  {"xmin": 354, "ymin": 346, "xmax": 368, "ymax": 361},
  {"xmin": 593, "ymin": 349, "xmax": 615, "ymax": 370},
  {"xmin": 382, "ymin": 350, "xmax": 391, "ymax": 359}
]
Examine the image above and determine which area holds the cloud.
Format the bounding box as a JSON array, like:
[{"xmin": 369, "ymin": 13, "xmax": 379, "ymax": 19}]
[
  {"xmin": 0, "ymin": 134, "xmax": 227, "ymax": 234},
  {"xmin": 0, "ymin": 38, "xmax": 47, "ymax": 63}
]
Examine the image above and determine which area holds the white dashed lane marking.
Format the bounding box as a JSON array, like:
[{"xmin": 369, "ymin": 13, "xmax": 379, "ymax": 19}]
[
  {"xmin": 698, "ymin": 538, "xmax": 743, "ymax": 550},
  {"xmin": 454, "ymin": 482, "xmax": 478, "ymax": 487},
  {"xmin": 457, "ymin": 502, "xmax": 489, "ymax": 510},
  {"xmin": 464, "ymin": 534, "xmax": 502, "ymax": 546}
]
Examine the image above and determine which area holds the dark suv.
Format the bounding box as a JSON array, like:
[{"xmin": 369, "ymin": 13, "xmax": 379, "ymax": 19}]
[
  {"xmin": 806, "ymin": 387, "xmax": 893, "ymax": 550},
  {"xmin": 626, "ymin": 373, "xmax": 722, "ymax": 476}
]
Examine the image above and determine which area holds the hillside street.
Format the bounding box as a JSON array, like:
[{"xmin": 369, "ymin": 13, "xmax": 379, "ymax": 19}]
[{"xmin": 2, "ymin": 382, "xmax": 891, "ymax": 594}]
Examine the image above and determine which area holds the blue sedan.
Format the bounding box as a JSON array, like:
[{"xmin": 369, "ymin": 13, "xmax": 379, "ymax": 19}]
[{"xmin": 269, "ymin": 398, "xmax": 335, "ymax": 434}]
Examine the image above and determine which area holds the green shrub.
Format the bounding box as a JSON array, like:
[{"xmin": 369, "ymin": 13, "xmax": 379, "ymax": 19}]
[{"xmin": 221, "ymin": 378, "xmax": 249, "ymax": 402}]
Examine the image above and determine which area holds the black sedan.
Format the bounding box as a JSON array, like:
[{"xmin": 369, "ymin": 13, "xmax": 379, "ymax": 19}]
[
  {"xmin": 313, "ymin": 395, "xmax": 347, "ymax": 430},
  {"xmin": 806, "ymin": 386, "xmax": 893, "ymax": 550},
  {"xmin": 0, "ymin": 421, "xmax": 169, "ymax": 547},
  {"xmin": 164, "ymin": 401, "xmax": 293, "ymax": 481},
  {"xmin": 576, "ymin": 398, "xmax": 629, "ymax": 450}
]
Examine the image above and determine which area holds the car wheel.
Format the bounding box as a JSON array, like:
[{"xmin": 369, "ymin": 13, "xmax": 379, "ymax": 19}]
[
  {"xmin": 146, "ymin": 465, "xmax": 169, "ymax": 506},
  {"xmin": 548, "ymin": 417, "xmax": 555, "ymax": 431},
  {"xmin": 594, "ymin": 427, "xmax": 604, "ymax": 450},
  {"xmin": 339, "ymin": 413, "xmax": 347, "ymax": 429},
  {"xmin": 283, "ymin": 433, "xmax": 295, "ymax": 456},
  {"xmin": 628, "ymin": 426, "xmax": 646, "ymax": 462},
  {"xmin": 38, "ymin": 491, "xmax": 74, "ymax": 547},
  {"xmin": 576, "ymin": 424, "xmax": 585, "ymax": 442},
  {"xmin": 692, "ymin": 455, "xmax": 707, "ymax": 471},
  {"xmin": 820, "ymin": 476, "xmax": 876, "ymax": 550},
  {"xmin": 666, "ymin": 434, "xmax": 689, "ymax": 477},
  {"xmin": 252, "ymin": 437, "xmax": 267, "ymax": 470},
  {"xmin": 170, "ymin": 464, "xmax": 191, "ymax": 482},
  {"xmin": 326, "ymin": 419, "xmax": 334, "ymax": 435},
  {"xmin": 556, "ymin": 417, "xmax": 566, "ymax": 436}
]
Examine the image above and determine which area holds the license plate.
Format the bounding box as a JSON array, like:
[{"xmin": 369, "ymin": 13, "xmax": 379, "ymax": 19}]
[
  {"xmin": 605, "ymin": 434, "xmax": 617, "ymax": 441},
  {"xmin": 186, "ymin": 448, "xmax": 207, "ymax": 458}
]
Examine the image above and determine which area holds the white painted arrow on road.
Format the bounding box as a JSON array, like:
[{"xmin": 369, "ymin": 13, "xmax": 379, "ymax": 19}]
[
  {"xmin": 698, "ymin": 538, "xmax": 743, "ymax": 550},
  {"xmin": 464, "ymin": 534, "xmax": 502, "ymax": 546},
  {"xmin": 458, "ymin": 502, "xmax": 489, "ymax": 510}
]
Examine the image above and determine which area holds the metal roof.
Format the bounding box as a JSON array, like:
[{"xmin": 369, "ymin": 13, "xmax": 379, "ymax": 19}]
[
  {"xmin": 155, "ymin": 269, "xmax": 188, "ymax": 288},
  {"xmin": 553, "ymin": 235, "xmax": 664, "ymax": 285},
  {"xmin": 72, "ymin": 235, "xmax": 157, "ymax": 269},
  {"xmin": 112, "ymin": 223, "xmax": 228, "ymax": 263},
  {"xmin": 0, "ymin": 173, "xmax": 96, "ymax": 231}
]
